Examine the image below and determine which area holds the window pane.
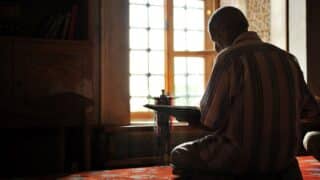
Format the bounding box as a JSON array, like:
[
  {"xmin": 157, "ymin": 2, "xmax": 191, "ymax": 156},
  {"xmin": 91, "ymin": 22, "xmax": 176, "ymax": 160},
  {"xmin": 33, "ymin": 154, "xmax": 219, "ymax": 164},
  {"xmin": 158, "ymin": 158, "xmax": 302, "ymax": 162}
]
[
  {"xmin": 149, "ymin": 29, "xmax": 164, "ymax": 50},
  {"xmin": 130, "ymin": 0, "xmax": 148, "ymax": 4},
  {"xmin": 174, "ymin": 0, "xmax": 186, "ymax": 7},
  {"xmin": 174, "ymin": 57, "xmax": 187, "ymax": 74},
  {"xmin": 149, "ymin": 75, "xmax": 165, "ymax": 97},
  {"xmin": 174, "ymin": 97, "xmax": 187, "ymax": 105},
  {"xmin": 186, "ymin": 0, "xmax": 204, "ymax": 8},
  {"xmin": 130, "ymin": 5, "xmax": 148, "ymax": 28},
  {"xmin": 173, "ymin": 0, "xmax": 205, "ymax": 51},
  {"xmin": 188, "ymin": 75, "xmax": 204, "ymax": 96},
  {"xmin": 173, "ymin": 7, "xmax": 186, "ymax": 30},
  {"xmin": 174, "ymin": 75, "xmax": 187, "ymax": 96},
  {"xmin": 174, "ymin": 30, "xmax": 186, "ymax": 51},
  {"xmin": 186, "ymin": 8, "xmax": 204, "ymax": 30},
  {"xmin": 130, "ymin": 75, "xmax": 148, "ymax": 96},
  {"xmin": 188, "ymin": 97, "xmax": 201, "ymax": 106},
  {"xmin": 130, "ymin": 51, "xmax": 148, "ymax": 74},
  {"xmin": 148, "ymin": 0, "xmax": 164, "ymax": 5},
  {"xmin": 130, "ymin": 29, "xmax": 148, "ymax": 49},
  {"xmin": 130, "ymin": 97, "xmax": 148, "ymax": 112},
  {"xmin": 129, "ymin": 0, "xmax": 207, "ymax": 114},
  {"xmin": 187, "ymin": 57, "xmax": 204, "ymax": 74},
  {"xmin": 174, "ymin": 57, "xmax": 205, "ymax": 106},
  {"xmin": 149, "ymin": 6, "xmax": 164, "ymax": 29},
  {"xmin": 149, "ymin": 51, "xmax": 164, "ymax": 74},
  {"xmin": 186, "ymin": 30, "xmax": 204, "ymax": 50}
]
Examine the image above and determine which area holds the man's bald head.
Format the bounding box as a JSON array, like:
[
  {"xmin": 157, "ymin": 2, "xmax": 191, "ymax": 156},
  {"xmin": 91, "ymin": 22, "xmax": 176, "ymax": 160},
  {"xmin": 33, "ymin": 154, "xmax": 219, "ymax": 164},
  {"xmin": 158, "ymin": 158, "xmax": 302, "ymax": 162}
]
[{"xmin": 208, "ymin": 6, "xmax": 248, "ymax": 51}]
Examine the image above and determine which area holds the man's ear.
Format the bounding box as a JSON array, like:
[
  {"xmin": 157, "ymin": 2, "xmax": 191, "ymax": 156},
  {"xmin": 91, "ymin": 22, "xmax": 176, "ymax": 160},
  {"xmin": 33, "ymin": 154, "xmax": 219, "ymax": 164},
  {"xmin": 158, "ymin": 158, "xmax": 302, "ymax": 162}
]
[
  {"xmin": 222, "ymin": 32, "xmax": 232, "ymax": 45},
  {"xmin": 217, "ymin": 34, "xmax": 229, "ymax": 49},
  {"xmin": 214, "ymin": 42, "xmax": 222, "ymax": 52}
]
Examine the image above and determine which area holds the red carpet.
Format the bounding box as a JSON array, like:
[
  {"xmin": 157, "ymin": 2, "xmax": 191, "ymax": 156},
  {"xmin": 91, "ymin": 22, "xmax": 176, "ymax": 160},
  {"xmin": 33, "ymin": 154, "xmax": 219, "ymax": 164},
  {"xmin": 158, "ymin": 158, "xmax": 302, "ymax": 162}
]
[
  {"xmin": 62, "ymin": 166, "xmax": 176, "ymax": 179},
  {"xmin": 298, "ymin": 156, "xmax": 320, "ymax": 180},
  {"xmin": 62, "ymin": 156, "xmax": 320, "ymax": 179}
]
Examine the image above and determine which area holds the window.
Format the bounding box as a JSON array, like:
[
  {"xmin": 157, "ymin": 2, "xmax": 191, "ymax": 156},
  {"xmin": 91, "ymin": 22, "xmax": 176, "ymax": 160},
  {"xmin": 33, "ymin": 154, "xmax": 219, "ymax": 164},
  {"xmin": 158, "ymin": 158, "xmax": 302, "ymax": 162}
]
[{"xmin": 129, "ymin": 0, "xmax": 216, "ymax": 120}]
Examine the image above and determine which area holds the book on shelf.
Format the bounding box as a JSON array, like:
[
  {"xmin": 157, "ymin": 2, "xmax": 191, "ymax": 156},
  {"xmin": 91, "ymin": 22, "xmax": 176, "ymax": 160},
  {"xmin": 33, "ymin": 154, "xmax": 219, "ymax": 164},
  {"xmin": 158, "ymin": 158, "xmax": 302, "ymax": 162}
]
[
  {"xmin": 44, "ymin": 15, "xmax": 59, "ymax": 38},
  {"xmin": 60, "ymin": 12, "xmax": 71, "ymax": 39},
  {"xmin": 67, "ymin": 4, "xmax": 79, "ymax": 40},
  {"xmin": 0, "ymin": 2, "xmax": 20, "ymax": 18},
  {"xmin": 38, "ymin": 3, "xmax": 79, "ymax": 40},
  {"xmin": 38, "ymin": 15, "xmax": 55, "ymax": 37},
  {"xmin": 48, "ymin": 14, "xmax": 65, "ymax": 39}
]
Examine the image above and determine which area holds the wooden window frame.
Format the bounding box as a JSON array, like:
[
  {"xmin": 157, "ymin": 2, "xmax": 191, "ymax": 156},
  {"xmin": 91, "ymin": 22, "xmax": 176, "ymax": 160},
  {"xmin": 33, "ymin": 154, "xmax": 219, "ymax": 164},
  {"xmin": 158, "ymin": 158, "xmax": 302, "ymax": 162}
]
[
  {"xmin": 100, "ymin": 0, "xmax": 219, "ymax": 125},
  {"xmin": 130, "ymin": 0, "xmax": 219, "ymax": 121}
]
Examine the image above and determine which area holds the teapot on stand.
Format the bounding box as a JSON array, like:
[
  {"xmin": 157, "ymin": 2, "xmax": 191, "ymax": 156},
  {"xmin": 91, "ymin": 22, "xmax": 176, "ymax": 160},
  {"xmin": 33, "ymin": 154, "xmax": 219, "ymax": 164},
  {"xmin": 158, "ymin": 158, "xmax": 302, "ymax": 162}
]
[{"xmin": 153, "ymin": 89, "xmax": 174, "ymax": 164}]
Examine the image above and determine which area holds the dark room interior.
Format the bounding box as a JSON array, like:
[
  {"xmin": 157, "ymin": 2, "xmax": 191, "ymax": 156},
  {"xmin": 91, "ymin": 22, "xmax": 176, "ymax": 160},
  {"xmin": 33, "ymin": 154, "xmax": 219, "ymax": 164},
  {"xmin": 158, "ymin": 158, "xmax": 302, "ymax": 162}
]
[{"xmin": 0, "ymin": 0, "xmax": 320, "ymax": 179}]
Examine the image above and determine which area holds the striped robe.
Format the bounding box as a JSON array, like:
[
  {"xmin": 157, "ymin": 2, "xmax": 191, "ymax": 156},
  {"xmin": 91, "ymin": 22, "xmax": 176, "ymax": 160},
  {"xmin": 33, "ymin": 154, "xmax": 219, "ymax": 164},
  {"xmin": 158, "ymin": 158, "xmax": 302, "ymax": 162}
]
[{"xmin": 198, "ymin": 31, "xmax": 320, "ymax": 173}]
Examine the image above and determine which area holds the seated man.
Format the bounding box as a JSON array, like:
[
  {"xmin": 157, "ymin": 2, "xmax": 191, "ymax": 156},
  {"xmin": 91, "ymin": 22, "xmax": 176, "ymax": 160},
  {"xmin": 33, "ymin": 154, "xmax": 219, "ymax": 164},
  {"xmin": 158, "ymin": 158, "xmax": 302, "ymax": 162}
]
[{"xmin": 170, "ymin": 6, "xmax": 320, "ymax": 178}]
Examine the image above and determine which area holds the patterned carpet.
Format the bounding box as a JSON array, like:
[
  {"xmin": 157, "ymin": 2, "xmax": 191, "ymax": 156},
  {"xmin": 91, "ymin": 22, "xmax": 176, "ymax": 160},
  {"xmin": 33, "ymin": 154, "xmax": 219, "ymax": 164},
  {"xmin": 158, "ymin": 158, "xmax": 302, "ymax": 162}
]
[
  {"xmin": 297, "ymin": 156, "xmax": 320, "ymax": 180},
  {"xmin": 61, "ymin": 156, "xmax": 320, "ymax": 180}
]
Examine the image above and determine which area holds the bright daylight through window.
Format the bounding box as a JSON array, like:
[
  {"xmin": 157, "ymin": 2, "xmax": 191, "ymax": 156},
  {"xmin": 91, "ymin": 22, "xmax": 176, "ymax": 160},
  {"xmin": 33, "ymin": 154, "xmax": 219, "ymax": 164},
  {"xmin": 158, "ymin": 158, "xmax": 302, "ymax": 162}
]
[{"xmin": 129, "ymin": 0, "xmax": 215, "ymax": 120}]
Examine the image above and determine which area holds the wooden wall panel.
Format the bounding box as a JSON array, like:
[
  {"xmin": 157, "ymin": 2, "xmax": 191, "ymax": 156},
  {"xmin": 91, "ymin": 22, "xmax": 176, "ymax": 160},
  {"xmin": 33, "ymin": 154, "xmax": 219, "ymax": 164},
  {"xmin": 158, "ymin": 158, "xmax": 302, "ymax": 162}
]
[
  {"xmin": 0, "ymin": 38, "xmax": 14, "ymax": 103},
  {"xmin": 102, "ymin": 126, "xmax": 210, "ymax": 169},
  {"xmin": 0, "ymin": 39, "xmax": 95, "ymax": 174},
  {"xmin": 0, "ymin": 39, "xmax": 97, "ymax": 127},
  {"xmin": 13, "ymin": 40, "xmax": 91, "ymax": 100},
  {"xmin": 101, "ymin": 0, "xmax": 130, "ymax": 125}
]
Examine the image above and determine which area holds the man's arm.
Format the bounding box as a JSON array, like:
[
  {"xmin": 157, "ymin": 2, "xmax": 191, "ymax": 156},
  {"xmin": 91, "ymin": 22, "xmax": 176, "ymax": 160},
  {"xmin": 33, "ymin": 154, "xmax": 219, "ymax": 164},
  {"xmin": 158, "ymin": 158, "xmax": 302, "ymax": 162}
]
[
  {"xmin": 301, "ymin": 96, "xmax": 320, "ymax": 131},
  {"xmin": 299, "ymin": 73, "xmax": 320, "ymax": 131},
  {"xmin": 300, "ymin": 85, "xmax": 320, "ymax": 120},
  {"xmin": 199, "ymin": 56, "xmax": 233, "ymax": 130}
]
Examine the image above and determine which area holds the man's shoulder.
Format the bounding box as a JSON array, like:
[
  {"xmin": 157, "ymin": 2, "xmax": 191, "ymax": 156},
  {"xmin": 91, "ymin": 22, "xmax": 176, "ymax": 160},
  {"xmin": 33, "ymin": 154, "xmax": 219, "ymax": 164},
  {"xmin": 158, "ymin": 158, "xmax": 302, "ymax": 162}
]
[
  {"xmin": 214, "ymin": 42, "xmax": 299, "ymax": 72},
  {"xmin": 261, "ymin": 42, "xmax": 298, "ymax": 63},
  {"xmin": 219, "ymin": 42, "xmax": 296, "ymax": 60},
  {"xmin": 216, "ymin": 42, "xmax": 265, "ymax": 60}
]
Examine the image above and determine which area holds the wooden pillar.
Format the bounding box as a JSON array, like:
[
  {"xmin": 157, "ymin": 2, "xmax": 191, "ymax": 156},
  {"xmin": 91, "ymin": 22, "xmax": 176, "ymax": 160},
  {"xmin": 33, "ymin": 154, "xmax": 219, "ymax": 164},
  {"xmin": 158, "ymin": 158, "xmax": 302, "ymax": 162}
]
[{"xmin": 100, "ymin": 0, "xmax": 130, "ymax": 125}]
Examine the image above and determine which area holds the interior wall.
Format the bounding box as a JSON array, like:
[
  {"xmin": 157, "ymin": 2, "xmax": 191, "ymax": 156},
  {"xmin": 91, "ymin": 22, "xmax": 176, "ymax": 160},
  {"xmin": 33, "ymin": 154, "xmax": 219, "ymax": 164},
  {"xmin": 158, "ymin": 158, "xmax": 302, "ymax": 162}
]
[
  {"xmin": 246, "ymin": 0, "xmax": 271, "ymax": 42},
  {"xmin": 220, "ymin": 0, "xmax": 287, "ymax": 49},
  {"xmin": 100, "ymin": 0, "xmax": 130, "ymax": 125},
  {"xmin": 288, "ymin": 0, "xmax": 307, "ymax": 80},
  {"xmin": 270, "ymin": 0, "xmax": 286, "ymax": 50}
]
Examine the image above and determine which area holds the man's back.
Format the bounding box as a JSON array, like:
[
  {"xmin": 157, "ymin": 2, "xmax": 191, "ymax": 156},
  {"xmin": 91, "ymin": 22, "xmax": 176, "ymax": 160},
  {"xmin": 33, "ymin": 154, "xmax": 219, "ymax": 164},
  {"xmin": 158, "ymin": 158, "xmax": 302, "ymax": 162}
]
[
  {"xmin": 200, "ymin": 32, "xmax": 313, "ymax": 173},
  {"xmin": 171, "ymin": 7, "xmax": 319, "ymax": 177}
]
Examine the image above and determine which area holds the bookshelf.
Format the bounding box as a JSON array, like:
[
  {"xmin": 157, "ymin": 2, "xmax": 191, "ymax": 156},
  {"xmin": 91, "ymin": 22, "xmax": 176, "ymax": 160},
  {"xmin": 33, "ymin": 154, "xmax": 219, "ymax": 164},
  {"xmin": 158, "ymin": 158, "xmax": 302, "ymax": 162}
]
[
  {"xmin": 0, "ymin": 0, "xmax": 89, "ymax": 40},
  {"xmin": 0, "ymin": 0, "xmax": 99, "ymax": 176},
  {"xmin": 0, "ymin": 0, "xmax": 97, "ymax": 105}
]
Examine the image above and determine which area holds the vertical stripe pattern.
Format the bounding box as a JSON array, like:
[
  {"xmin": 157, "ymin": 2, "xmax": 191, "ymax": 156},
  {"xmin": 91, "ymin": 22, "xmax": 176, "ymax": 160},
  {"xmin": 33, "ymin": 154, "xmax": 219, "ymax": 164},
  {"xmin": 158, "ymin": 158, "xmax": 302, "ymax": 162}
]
[{"xmin": 199, "ymin": 32, "xmax": 320, "ymax": 173}]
